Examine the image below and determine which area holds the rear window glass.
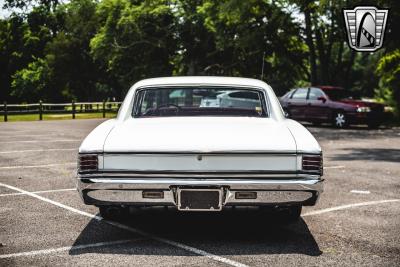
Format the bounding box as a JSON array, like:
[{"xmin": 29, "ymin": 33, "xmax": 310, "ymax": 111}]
[{"xmin": 133, "ymin": 87, "xmax": 268, "ymax": 118}]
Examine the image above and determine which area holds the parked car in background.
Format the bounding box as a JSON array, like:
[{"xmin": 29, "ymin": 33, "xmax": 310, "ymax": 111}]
[
  {"xmin": 280, "ymin": 86, "xmax": 387, "ymax": 128},
  {"xmin": 77, "ymin": 77, "xmax": 323, "ymax": 221},
  {"xmin": 218, "ymin": 90, "xmax": 262, "ymax": 110},
  {"xmin": 199, "ymin": 90, "xmax": 262, "ymax": 109}
]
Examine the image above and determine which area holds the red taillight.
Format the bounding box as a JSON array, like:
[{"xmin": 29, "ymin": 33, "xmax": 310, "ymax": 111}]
[
  {"xmin": 302, "ymin": 154, "xmax": 323, "ymax": 175},
  {"xmin": 78, "ymin": 154, "xmax": 98, "ymax": 172}
]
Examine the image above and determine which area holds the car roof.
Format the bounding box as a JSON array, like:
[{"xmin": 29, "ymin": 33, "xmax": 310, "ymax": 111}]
[
  {"xmin": 117, "ymin": 76, "xmax": 286, "ymax": 121},
  {"xmin": 316, "ymin": 86, "xmax": 344, "ymax": 90},
  {"xmin": 132, "ymin": 76, "xmax": 269, "ymax": 89}
]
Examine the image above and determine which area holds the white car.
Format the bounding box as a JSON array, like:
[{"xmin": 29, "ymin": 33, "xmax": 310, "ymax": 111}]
[
  {"xmin": 77, "ymin": 77, "xmax": 323, "ymax": 220},
  {"xmin": 199, "ymin": 90, "xmax": 261, "ymax": 109},
  {"xmin": 199, "ymin": 96, "xmax": 221, "ymax": 107},
  {"xmin": 218, "ymin": 90, "xmax": 262, "ymax": 109}
]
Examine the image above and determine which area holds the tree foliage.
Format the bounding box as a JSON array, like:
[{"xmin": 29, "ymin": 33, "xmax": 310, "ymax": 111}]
[
  {"xmin": 90, "ymin": 0, "xmax": 177, "ymax": 98},
  {"xmin": 0, "ymin": 0, "xmax": 398, "ymax": 115},
  {"xmin": 196, "ymin": 0, "xmax": 308, "ymax": 92},
  {"xmin": 376, "ymin": 49, "xmax": 400, "ymax": 114},
  {"xmin": 11, "ymin": 57, "xmax": 50, "ymax": 101}
]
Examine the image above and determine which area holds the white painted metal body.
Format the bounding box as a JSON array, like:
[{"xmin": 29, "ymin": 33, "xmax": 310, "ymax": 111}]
[
  {"xmin": 77, "ymin": 77, "xmax": 323, "ymax": 208},
  {"xmin": 79, "ymin": 76, "xmax": 321, "ymax": 158}
]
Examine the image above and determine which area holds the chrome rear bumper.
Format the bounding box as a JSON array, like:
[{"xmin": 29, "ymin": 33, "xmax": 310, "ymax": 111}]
[{"xmin": 77, "ymin": 176, "xmax": 323, "ymax": 207}]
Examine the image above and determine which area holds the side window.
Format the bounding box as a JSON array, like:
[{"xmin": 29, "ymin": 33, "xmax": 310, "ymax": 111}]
[
  {"xmin": 308, "ymin": 88, "xmax": 325, "ymax": 100},
  {"xmin": 291, "ymin": 88, "xmax": 308, "ymax": 99},
  {"xmin": 281, "ymin": 90, "xmax": 294, "ymax": 99},
  {"xmin": 140, "ymin": 90, "xmax": 155, "ymax": 114}
]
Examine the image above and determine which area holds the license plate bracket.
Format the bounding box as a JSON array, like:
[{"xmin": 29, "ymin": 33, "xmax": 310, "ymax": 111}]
[{"xmin": 177, "ymin": 188, "xmax": 222, "ymax": 211}]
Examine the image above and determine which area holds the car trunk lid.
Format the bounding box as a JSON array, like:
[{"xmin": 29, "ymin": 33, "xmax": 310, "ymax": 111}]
[{"xmin": 102, "ymin": 117, "xmax": 297, "ymax": 172}]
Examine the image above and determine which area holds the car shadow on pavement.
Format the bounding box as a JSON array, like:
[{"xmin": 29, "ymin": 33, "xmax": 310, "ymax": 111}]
[
  {"xmin": 305, "ymin": 126, "xmax": 398, "ymax": 142},
  {"xmin": 331, "ymin": 148, "xmax": 400, "ymax": 162},
  {"xmin": 69, "ymin": 208, "xmax": 322, "ymax": 257},
  {"xmin": 305, "ymin": 122, "xmax": 393, "ymax": 131}
]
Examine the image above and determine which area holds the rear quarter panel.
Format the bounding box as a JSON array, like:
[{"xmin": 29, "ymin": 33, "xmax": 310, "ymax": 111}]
[
  {"xmin": 284, "ymin": 119, "xmax": 321, "ymax": 154},
  {"xmin": 79, "ymin": 119, "xmax": 117, "ymax": 153}
]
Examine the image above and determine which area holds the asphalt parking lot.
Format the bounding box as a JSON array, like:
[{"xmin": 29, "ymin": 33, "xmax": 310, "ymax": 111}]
[{"xmin": 0, "ymin": 119, "xmax": 399, "ymax": 266}]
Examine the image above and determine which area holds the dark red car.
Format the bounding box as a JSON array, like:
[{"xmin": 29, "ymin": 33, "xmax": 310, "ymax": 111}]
[{"xmin": 280, "ymin": 86, "xmax": 386, "ymax": 128}]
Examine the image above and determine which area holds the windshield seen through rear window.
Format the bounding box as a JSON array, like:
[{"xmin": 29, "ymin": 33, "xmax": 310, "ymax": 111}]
[{"xmin": 133, "ymin": 87, "xmax": 267, "ymax": 118}]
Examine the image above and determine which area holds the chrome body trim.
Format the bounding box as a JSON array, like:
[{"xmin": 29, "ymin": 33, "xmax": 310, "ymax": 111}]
[
  {"xmin": 86, "ymin": 189, "xmax": 175, "ymax": 204},
  {"xmin": 79, "ymin": 172, "xmax": 320, "ymax": 179},
  {"xmin": 225, "ymin": 191, "xmax": 314, "ymax": 204},
  {"xmin": 83, "ymin": 151, "xmax": 321, "ymax": 155},
  {"xmin": 101, "ymin": 152, "xmax": 299, "ymax": 155},
  {"xmin": 77, "ymin": 177, "xmax": 323, "ymax": 207}
]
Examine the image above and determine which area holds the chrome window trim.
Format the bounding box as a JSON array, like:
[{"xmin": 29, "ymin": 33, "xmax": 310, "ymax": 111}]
[{"xmin": 131, "ymin": 84, "xmax": 271, "ymax": 118}]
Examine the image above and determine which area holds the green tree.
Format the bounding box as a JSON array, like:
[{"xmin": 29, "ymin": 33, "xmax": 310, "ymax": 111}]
[
  {"xmin": 3, "ymin": 0, "xmax": 60, "ymax": 11},
  {"xmin": 197, "ymin": 0, "xmax": 308, "ymax": 94},
  {"xmin": 43, "ymin": 0, "xmax": 102, "ymax": 101},
  {"xmin": 1, "ymin": 0, "xmax": 399, "ymax": 106},
  {"xmin": 1, "ymin": 2, "xmax": 63, "ymax": 102},
  {"xmin": 0, "ymin": 16, "xmax": 28, "ymax": 102},
  {"xmin": 172, "ymin": 0, "xmax": 219, "ymax": 76},
  {"xmin": 294, "ymin": 0, "xmax": 362, "ymax": 87},
  {"xmin": 90, "ymin": 0, "xmax": 177, "ymax": 98},
  {"xmin": 291, "ymin": 0, "xmax": 397, "ymax": 101},
  {"xmin": 11, "ymin": 57, "xmax": 51, "ymax": 101},
  {"xmin": 376, "ymin": 49, "xmax": 400, "ymax": 115}
]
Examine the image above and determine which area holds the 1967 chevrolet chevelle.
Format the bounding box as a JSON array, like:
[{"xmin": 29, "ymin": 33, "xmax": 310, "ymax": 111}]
[{"xmin": 77, "ymin": 77, "xmax": 323, "ymax": 220}]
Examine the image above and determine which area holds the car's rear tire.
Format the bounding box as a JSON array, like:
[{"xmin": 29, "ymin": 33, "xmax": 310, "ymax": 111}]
[
  {"xmin": 99, "ymin": 205, "xmax": 129, "ymax": 220},
  {"xmin": 278, "ymin": 205, "xmax": 302, "ymax": 223},
  {"xmin": 285, "ymin": 206, "xmax": 302, "ymax": 222},
  {"xmin": 332, "ymin": 111, "xmax": 348, "ymax": 128},
  {"xmin": 283, "ymin": 108, "xmax": 290, "ymax": 118},
  {"xmin": 367, "ymin": 122, "xmax": 380, "ymax": 129}
]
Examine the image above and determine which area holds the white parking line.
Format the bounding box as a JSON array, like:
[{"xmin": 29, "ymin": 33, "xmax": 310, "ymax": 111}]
[
  {"xmin": 0, "ymin": 188, "xmax": 75, "ymax": 197},
  {"xmin": 0, "ymin": 163, "xmax": 75, "ymax": 169},
  {"xmin": 350, "ymin": 190, "xmax": 371, "ymax": 194},
  {"xmin": 324, "ymin": 165, "xmax": 345, "ymax": 169},
  {"xmin": 302, "ymin": 199, "xmax": 400, "ymax": 217},
  {"xmin": 0, "ymin": 148, "xmax": 76, "ymax": 154},
  {"xmin": 0, "ymin": 182, "xmax": 249, "ymax": 267},
  {"xmin": 0, "ymin": 139, "xmax": 80, "ymax": 144},
  {"xmin": 0, "ymin": 239, "xmax": 140, "ymax": 259}
]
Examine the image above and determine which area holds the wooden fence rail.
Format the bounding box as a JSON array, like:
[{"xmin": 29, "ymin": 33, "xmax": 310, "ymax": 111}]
[{"xmin": 1, "ymin": 100, "xmax": 122, "ymax": 121}]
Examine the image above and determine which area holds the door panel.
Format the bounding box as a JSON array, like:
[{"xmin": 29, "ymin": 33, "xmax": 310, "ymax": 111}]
[
  {"xmin": 306, "ymin": 88, "xmax": 330, "ymax": 121},
  {"xmin": 287, "ymin": 88, "xmax": 308, "ymax": 120}
]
